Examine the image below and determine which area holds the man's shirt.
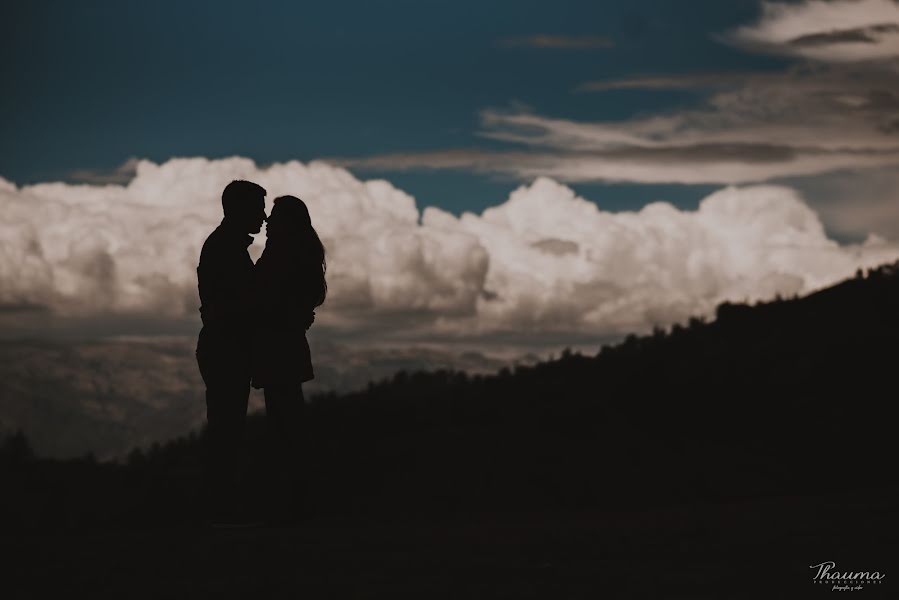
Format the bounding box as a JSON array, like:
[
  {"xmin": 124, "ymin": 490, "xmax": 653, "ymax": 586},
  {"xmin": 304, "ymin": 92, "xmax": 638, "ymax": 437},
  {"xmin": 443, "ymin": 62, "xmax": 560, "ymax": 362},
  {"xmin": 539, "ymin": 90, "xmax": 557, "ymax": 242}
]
[{"xmin": 197, "ymin": 221, "xmax": 254, "ymax": 340}]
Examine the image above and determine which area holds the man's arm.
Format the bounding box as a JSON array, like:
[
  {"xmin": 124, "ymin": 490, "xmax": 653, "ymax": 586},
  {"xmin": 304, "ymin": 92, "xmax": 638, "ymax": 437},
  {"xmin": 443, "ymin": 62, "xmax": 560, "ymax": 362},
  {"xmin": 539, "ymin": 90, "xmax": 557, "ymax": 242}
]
[{"xmin": 198, "ymin": 238, "xmax": 254, "ymax": 329}]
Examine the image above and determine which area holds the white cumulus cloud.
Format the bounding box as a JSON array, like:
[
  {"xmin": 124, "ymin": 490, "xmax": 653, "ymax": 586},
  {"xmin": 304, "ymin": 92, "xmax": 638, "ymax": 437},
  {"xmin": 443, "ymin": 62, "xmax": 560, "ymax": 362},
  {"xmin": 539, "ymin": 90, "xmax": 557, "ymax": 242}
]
[
  {"xmin": 1, "ymin": 157, "xmax": 897, "ymax": 343},
  {"xmin": 424, "ymin": 177, "xmax": 899, "ymax": 336}
]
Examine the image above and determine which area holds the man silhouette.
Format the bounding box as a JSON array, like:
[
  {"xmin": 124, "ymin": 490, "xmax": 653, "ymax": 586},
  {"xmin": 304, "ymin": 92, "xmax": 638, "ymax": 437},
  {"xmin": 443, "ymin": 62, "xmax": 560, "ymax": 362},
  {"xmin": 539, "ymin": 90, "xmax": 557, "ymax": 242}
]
[{"xmin": 196, "ymin": 180, "xmax": 266, "ymax": 524}]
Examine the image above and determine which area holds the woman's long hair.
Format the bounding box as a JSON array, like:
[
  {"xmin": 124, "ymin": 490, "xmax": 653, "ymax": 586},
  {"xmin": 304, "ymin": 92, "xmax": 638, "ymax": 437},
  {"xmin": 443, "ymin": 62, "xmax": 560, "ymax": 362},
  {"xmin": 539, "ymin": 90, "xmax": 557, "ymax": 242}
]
[{"xmin": 270, "ymin": 195, "xmax": 327, "ymax": 308}]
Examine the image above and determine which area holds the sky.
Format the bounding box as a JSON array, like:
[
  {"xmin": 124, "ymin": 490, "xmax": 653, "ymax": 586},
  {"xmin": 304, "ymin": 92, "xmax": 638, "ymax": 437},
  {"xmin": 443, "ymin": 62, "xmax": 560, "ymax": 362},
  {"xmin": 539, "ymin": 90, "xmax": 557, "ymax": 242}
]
[
  {"xmin": 4, "ymin": 0, "xmax": 895, "ymax": 222},
  {"xmin": 3, "ymin": 0, "xmax": 899, "ymax": 455}
]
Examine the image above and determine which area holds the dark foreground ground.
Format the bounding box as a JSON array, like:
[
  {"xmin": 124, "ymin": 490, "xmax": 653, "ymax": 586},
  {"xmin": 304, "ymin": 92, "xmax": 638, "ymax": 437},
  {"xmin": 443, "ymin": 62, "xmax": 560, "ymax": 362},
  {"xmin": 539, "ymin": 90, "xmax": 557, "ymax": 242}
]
[{"xmin": 7, "ymin": 484, "xmax": 897, "ymax": 599}]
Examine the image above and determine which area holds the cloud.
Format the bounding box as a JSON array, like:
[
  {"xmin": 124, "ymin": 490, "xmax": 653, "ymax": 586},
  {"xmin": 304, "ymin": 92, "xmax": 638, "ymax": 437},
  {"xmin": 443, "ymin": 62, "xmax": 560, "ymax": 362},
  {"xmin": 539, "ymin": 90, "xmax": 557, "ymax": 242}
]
[
  {"xmin": 498, "ymin": 34, "xmax": 614, "ymax": 49},
  {"xmin": 0, "ymin": 157, "xmax": 492, "ymax": 335},
  {"xmin": 725, "ymin": 0, "xmax": 899, "ymax": 62},
  {"xmin": 341, "ymin": 59, "xmax": 899, "ymax": 186},
  {"xmin": 2, "ymin": 157, "xmax": 897, "ymax": 343},
  {"xmin": 575, "ymin": 72, "xmax": 759, "ymax": 92},
  {"xmin": 68, "ymin": 157, "xmax": 141, "ymax": 185},
  {"xmin": 484, "ymin": 64, "xmax": 899, "ymax": 154},
  {"xmin": 340, "ymin": 144, "xmax": 899, "ymax": 185},
  {"xmin": 784, "ymin": 166, "xmax": 899, "ymax": 239},
  {"xmin": 425, "ymin": 177, "xmax": 899, "ymax": 336},
  {"xmin": 342, "ymin": 3, "xmax": 899, "ymax": 190}
]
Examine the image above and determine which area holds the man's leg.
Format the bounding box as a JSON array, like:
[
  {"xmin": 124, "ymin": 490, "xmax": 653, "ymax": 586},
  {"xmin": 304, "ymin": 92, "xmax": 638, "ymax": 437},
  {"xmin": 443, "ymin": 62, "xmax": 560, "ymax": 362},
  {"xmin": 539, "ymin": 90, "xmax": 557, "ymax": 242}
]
[
  {"xmin": 206, "ymin": 380, "xmax": 250, "ymax": 502},
  {"xmin": 197, "ymin": 338, "xmax": 250, "ymax": 522}
]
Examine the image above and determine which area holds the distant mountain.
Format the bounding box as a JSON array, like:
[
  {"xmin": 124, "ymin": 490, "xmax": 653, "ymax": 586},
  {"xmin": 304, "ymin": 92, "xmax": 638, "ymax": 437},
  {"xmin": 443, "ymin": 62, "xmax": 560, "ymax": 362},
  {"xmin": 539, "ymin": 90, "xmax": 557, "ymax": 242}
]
[{"xmin": 0, "ymin": 337, "xmax": 516, "ymax": 459}]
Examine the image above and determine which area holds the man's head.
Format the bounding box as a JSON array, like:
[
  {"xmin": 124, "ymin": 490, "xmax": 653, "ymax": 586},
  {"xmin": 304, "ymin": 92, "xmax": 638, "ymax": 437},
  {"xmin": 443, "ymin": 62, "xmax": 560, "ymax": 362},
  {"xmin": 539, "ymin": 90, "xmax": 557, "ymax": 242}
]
[{"xmin": 222, "ymin": 180, "xmax": 267, "ymax": 234}]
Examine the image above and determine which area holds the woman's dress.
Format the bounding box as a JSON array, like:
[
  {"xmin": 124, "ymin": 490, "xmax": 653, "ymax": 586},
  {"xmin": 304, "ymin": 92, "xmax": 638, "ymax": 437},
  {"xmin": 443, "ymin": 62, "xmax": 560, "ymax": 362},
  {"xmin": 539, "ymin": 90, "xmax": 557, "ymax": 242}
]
[{"xmin": 251, "ymin": 244, "xmax": 317, "ymax": 389}]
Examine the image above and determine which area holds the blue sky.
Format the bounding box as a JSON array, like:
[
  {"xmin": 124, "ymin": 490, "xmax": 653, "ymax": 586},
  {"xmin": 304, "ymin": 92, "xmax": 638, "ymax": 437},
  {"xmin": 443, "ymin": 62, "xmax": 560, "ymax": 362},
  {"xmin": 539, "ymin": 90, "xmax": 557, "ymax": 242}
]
[{"xmin": 2, "ymin": 0, "xmax": 790, "ymax": 214}]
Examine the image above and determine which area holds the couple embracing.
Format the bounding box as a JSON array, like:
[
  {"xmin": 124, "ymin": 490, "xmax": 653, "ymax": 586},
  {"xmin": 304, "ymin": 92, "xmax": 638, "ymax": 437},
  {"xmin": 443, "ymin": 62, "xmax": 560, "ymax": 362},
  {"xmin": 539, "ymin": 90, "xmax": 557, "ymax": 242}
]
[{"xmin": 195, "ymin": 180, "xmax": 326, "ymax": 526}]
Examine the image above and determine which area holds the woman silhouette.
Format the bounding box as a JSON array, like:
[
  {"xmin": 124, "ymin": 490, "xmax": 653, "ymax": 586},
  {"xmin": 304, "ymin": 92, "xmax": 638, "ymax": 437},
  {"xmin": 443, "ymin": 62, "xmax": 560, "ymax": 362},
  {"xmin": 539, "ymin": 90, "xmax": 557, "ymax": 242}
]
[{"xmin": 252, "ymin": 195, "xmax": 326, "ymax": 520}]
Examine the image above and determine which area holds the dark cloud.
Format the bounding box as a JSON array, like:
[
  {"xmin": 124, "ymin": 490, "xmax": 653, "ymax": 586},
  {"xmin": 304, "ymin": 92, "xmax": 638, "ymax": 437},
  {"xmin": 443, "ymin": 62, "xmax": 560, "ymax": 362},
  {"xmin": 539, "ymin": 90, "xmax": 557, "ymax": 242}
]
[
  {"xmin": 880, "ymin": 118, "xmax": 899, "ymax": 134},
  {"xmin": 68, "ymin": 158, "xmax": 140, "ymax": 185},
  {"xmin": 861, "ymin": 89, "xmax": 899, "ymax": 112},
  {"xmin": 0, "ymin": 302, "xmax": 50, "ymax": 314},
  {"xmin": 576, "ymin": 72, "xmax": 758, "ymax": 92},
  {"xmin": 531, "ymin": 238, "xmax": 579, "ymax": 256},
  {"xmin": 343, "ymin": 143, "xmax": 800, "ymax": 174},
  {"xmin": 789, "ymin": 23, "xmax": 899, "ymax": 47},
  {"xmin": 603, "ymin": 143, "xmax": 798, "ymax": 163},
  {"xmin": 330, "ymin": 148, "xmax": 517, "ymax": 172},
  {"xmin": 785, "ymin": 166, "xmax": 899, "ymax": 240},
  {"xmin": 724, "ymin": 0, "xmax": 899, "ymax": 63},
  {"xmin": 498, "ymin": 34, "xmax": 614, "ymax": 49}
]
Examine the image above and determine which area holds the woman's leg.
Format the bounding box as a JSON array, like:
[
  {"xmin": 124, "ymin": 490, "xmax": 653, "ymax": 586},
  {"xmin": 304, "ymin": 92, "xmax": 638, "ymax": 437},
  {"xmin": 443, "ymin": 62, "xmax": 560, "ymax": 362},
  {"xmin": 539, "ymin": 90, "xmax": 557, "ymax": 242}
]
[
  {"xmin": 263, "ymin": 383, "xmax": 307, "ymax": 520},
  {"xmin": 264, "ymin": 383, "xmax": 305, "ymax": 451}
]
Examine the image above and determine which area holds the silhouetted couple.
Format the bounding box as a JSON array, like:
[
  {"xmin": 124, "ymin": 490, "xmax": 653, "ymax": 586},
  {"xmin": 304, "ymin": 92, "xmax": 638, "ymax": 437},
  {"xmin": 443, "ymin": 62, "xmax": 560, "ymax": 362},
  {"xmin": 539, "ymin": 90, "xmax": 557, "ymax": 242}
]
[{"xmin": 195, "ymin": 180, "xmax": 327, "ymax": 526}]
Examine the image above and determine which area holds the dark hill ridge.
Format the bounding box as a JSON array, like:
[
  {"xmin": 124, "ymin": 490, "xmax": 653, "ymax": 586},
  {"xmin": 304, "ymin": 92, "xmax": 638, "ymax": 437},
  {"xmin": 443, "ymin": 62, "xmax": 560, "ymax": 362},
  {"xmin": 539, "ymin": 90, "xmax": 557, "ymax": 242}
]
[{"xmin": 3, "ymin": 261, "xmax": 899, "ymax": 528}]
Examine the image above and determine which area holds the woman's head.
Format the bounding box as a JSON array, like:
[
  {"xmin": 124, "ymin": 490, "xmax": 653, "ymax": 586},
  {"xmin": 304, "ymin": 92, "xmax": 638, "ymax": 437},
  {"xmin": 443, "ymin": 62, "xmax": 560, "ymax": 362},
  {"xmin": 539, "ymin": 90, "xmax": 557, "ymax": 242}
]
[
  {"xmin": 267, "ymin": 195, "xmax": 312, "ymax": 235},
  {"xmin": 267, "ymin": 195, "xmax": 327, "ymax": 307}
]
